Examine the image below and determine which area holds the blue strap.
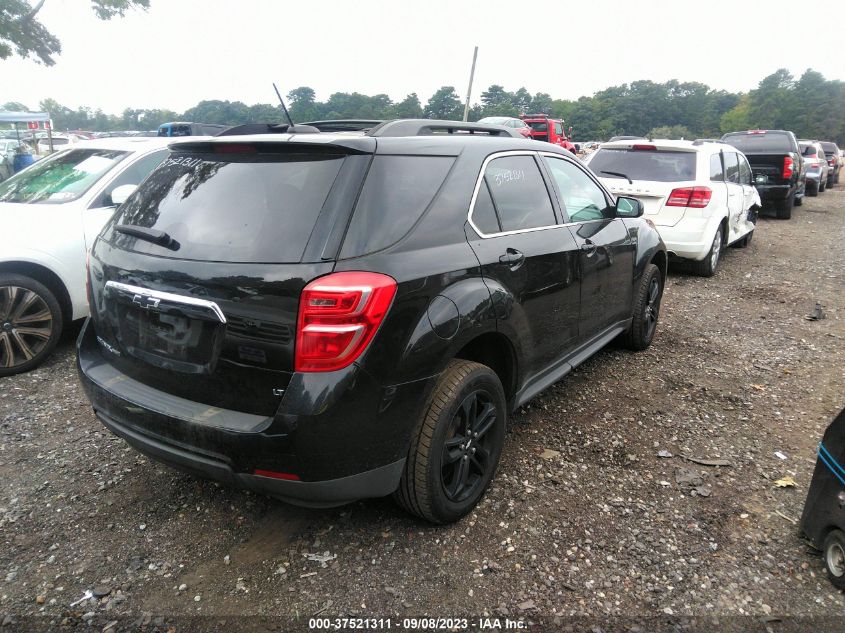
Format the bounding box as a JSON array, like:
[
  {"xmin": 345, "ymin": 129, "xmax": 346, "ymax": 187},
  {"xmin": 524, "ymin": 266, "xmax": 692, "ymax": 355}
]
[{"xmin": 818, "ymin": 443, "xmax": 845, "ymax": 488}]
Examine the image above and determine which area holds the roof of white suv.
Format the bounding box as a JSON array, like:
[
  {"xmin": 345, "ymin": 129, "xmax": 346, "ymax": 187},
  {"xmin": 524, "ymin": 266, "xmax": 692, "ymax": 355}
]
[{"xmin": 598, "ymin": 139, "xmax": 723, "ymax": 153}]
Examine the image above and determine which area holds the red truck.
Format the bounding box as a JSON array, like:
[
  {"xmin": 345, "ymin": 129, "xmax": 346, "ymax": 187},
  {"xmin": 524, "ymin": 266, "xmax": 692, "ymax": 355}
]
[{"xmin": 520, "ymin": 114, "xmax": 577, "ymax": 153}]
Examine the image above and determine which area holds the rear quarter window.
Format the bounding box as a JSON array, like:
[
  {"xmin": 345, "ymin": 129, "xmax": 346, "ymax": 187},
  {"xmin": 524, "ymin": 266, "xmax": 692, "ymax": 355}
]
[
  {"xmin": 709, "ymin": 154, "xmax": 724, "ymax": 181},
  {"xmin": 339, "ymin": 155, "xmax": 454, "ymax": 258}
]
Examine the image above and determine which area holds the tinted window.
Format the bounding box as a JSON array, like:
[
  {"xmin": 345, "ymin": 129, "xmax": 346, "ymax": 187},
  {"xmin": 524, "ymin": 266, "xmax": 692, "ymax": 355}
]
[
  {"xmin": 543, "ymin": 156, "xmax": 610, "ymax": 222},
  {"xmin": 110, "ymin": 152, "xmax": 345, "ymax": 263},
  {"xmin": 709, "ymin": 154, "xmax": 724, "ymax": 181},
  {"xmin": 820, "ymin": 142, "xmax": 838, "ymax": 155},
  {"xmin": 92, "ymin": 150, "xmax": 169, "ymax": 208},
  {"xmin": 483, "ymin": 155, "xmax": 555, "ymax": 232},
  {"xmin": 0, "ymin": 148, "xmax": 128, "ymax": 204},
  {"xmin": 527, "ymin": 121, "xmax": 548, "ymax": 132},
  {"xmin": 470, "ymin": 180, "xmax": 501, "ymax": 234},
  {"xmin": 738, "ymin": 155, "xmax": 752, "ymax": 185},
  {"xmin": 801, "ymin": 144, "xmax": 816, "ymax": 157},
  {"xmin": 341, "ymin": 155, "xmax": 454, "ymax": 257},
  {"xmin": 722, "ymin": 132, "xmax": 793, "ymax": 153},
  {"xmin": 588, "ymin": 148, "xmax": 696, "ymax": 182},
  {"xmin": 723, "ymin": 152, "xmax": 740, "ymax": 183}
]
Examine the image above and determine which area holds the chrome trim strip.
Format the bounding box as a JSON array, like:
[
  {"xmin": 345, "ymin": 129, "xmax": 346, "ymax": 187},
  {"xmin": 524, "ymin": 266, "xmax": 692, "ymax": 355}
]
[{"xmin": 104, "ymin": 281, "xmax": 227, "ymax": 324}]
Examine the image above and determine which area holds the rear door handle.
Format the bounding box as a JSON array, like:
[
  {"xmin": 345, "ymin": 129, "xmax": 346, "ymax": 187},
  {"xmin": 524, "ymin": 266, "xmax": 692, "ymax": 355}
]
[
  {"xmin": 580, "ymin": 240, "xmax": 597, "ymax": 255},
  {"xmin": 499, "ymin": 248, "xmax": 525, "ymax": 268}
]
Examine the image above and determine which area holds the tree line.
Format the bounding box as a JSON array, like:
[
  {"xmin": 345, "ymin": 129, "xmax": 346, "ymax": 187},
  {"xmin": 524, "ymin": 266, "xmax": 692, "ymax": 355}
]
[{"xmin": 4, "ymin": 68, "xmax": 844, "ymax": 143}]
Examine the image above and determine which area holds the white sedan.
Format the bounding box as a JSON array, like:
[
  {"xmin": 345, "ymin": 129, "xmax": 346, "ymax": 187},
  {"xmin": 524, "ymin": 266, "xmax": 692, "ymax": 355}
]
[
  {"xmin": 585, "ymin": 139, "xmax": 760, "ymax": 276},
  {"xmin": 0, "ymin": 136, "xmax": 185, "ymax": 375}
]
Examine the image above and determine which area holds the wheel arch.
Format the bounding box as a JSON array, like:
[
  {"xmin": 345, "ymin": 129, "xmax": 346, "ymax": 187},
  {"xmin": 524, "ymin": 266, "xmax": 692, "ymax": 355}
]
[
  {"xmin": 0, "ymin": 261, "xmax": 73, "ymax": 324},
  {"xmin": 453, "ymin": 331, "xmax": 518, "ymax": 408}
]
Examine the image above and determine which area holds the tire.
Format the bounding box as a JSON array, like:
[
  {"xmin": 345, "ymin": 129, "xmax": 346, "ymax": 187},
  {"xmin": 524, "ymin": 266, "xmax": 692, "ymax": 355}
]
[
  {"xmin": 0, "ymin": 273, "xmax": 63, "ymax": 377},
  {"xmin": 622, "ymin": 263, "xmax": 663, "ymax": 351},
  {"xmin": 819, "ymin": 178, "xmax": 826, "ymax": 193},
  {"xmin": 776, "ymin": 193, "xmax": 793, "ymax": 219},
  {"xmin": 394, "ymin": 359, "xmax": 507, "ymax": 524},
  {"xmin": 807, "ymin": 182, "xmax": 819, "ymax": 197},
  {"xmin": 689, "ymin": 226, "xmax": 722, "ymax": 277},
  {"xmin": 823, "ymin": 529, "xmax": 845, "ymax": 590},
  {"xmin": 795, "ymin": 194, "xmax": 803, "ymax": 206},
  {"xmin": 835, "ymin": 170, "xmax": 840, "ymax": 184},
  {"xmin": 826, "ymin": 174, "xmax": 834, "ymax": 189}
]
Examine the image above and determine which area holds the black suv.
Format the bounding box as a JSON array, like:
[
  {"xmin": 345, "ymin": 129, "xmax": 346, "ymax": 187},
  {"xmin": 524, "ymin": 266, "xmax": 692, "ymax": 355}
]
[{"xmin": 78, "ymin": 119, "xmax": 667, "ymax": 523}]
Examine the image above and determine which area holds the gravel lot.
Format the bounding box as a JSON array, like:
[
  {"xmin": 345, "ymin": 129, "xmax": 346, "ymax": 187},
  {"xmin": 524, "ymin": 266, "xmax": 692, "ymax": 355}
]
[{"xmin": 1, "ymin": 189, "xmax": 844, "ymax": 631}]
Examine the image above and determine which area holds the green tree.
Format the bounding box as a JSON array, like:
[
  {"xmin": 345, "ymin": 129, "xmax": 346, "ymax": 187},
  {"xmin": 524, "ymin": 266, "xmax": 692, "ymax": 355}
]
[
  {"xmin": 389, "ymin": 93, "xmax": 423, "ymax": 119},
  {"xmin": 0, "ymin": 0, "xmax": 150, "ymax": 66},
  {"xmin": 647, "ymin": 124, "xmax": 692, "ymax": 139},
  {"xmin": 2, "ymin": 100, "xmax": 30, "ymax": 111},
  {"xmin": 424, "ymin": 86, "xmax": 463, "ymax": 120},
  {"xmin": 287, "ymin": 86, "xmax": 318, "ymax": 122}
]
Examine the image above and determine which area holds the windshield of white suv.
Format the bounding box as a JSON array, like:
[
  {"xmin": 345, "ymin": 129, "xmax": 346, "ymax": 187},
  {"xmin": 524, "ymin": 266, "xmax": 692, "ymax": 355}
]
[
  {"xmin": 0, "ymin": 148, "xmax": 129, "ymax": 204},
  {"xmin": 588, "ymin": 148, "xmax": 696, "ymax": 182}
]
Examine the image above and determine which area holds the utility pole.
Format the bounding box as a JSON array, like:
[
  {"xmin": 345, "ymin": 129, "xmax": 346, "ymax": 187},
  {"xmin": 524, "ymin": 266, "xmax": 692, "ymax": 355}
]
[{"xmin": 462, "ymin": 46, "xmax": 478, "ymax": 122}]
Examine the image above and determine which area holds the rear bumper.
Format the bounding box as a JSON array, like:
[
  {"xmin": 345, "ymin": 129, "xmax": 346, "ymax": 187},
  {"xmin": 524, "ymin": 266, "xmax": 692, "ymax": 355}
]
[
  {"xmin": 655, "ymin": 217, "xmax": 718, "ymax": 261},
  {"xmin": 77, "ymin": 319, "xmax": 425, "ymax": 507},
  {"xmin": 97, "ymin": 408, "xmax": 404, "ymax": 508},
  {"xmin": 755, "ymin": 184, "xmax": 792, "ymax": 201}
]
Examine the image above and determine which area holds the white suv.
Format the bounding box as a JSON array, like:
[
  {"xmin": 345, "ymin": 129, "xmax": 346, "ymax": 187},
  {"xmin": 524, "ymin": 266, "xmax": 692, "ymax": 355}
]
[
  {"xmin": 0, "ymin": 137, "xmax": 182, "ymax": 376},
  {"xmin": 586, "ymin": 139, "xmax": 760, "ymax": 276}
]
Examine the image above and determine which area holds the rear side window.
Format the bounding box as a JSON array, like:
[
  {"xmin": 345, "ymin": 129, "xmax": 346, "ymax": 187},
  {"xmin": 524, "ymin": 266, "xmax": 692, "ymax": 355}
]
[
  {"xmin": 588, "ymin": 148, "xmax": 696, "ymax": 182},
  {"xmin": 340, "ymin": 155, "xmax": 454, "ymax": 257},
  {"xmin": 470, "ymin": 181, "xmax": 502, "ymax": 234},
  {"xmin": 109, "ymin": 152, "xmax": 345, "ymax": 263},
  {"xmin": 723, "ymin": 152, "xmax": 740, "ymax": 183},
  {"xmin": 709, "ymin": 154, "xmax": 724, "ymax": 181},
  {"xmin": 481, "ymin": 155, "xmax": 555, "ymax": 232}
]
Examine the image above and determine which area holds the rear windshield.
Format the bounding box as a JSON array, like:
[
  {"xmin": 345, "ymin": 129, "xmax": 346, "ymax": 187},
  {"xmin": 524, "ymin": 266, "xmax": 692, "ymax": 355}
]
[
  {"xmin": 722, "ymin": 132, "xmax": 792, "ymax": 153},
  {"xmin": 588, "ymin": 148, "xmax": 696, "ymax": 182},
  {"xmin": 820, "ymin": 142, "xmax": 838, "ymax": 155},
  {"xmin": 0, "ymin": 148, "xmax": 128, "ymax": 204},
  {"xmin": 109, "ymin": 152, "xmax": 345, "ymax": 263},
  {"xmin": 527, "ymin": 121, "xmax": 548, "ymax": 132}
]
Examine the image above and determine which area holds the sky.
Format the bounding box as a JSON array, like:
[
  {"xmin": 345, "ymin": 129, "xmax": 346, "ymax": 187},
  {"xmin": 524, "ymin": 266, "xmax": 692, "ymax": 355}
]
[{"xmin": 3, "ymin": 0, "xmax": 845, "ymax": 115}]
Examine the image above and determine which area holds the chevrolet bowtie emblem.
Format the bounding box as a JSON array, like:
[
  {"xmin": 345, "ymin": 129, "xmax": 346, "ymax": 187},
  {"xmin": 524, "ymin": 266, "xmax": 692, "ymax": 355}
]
[{"xmin": 132, "ymin": 294, "xmax": 161, "ymax": 310}]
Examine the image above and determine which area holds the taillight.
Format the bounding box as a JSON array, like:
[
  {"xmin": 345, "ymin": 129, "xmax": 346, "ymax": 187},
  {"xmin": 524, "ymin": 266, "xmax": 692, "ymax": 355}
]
[
  {"xmin": 632, "ymin": 144, "xmax": 657, "ymax": 151},
  {"xmin": 783, "ymin": 156, "xmax": 794, "ymax": 179},
  {"xmin": 295, "ymin": 272, "xmax": 397, "ymax": 372},
  {"xmin": 829, "ymin": 158, "xmax": 836, "ymax": 166},
  {"xmin": 666, "ymin": 186, "xmax": 712, "ymax": 208}
]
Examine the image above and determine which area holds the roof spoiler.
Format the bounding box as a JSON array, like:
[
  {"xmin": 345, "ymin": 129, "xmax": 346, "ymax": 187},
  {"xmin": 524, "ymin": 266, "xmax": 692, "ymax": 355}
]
[
  {"xmin": 216, "ymin": 123, "xmax": 319, "ymax": 136},
  {"xmin": 369, "ymin": 119, "xmax": 521, "ymax": 138}
]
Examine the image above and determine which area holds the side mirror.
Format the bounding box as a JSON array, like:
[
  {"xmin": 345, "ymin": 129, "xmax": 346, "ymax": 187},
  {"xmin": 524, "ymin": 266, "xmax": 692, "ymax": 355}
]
[
  {"xmin": 109, "ymin": 183, "xmax": 137, "ymax": 206},
  {"xmin": 615, "ymin": 196, "xmax": 644, "ymax": 218}
]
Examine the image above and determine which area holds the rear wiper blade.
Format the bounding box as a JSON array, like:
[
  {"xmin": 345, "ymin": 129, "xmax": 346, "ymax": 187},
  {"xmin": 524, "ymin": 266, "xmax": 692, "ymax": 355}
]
[
  {"xmin": 600, "ymin": 171, "xmax": 633, "ymax": 185},
  {"xmin": 115, "ymin": 224, "xmax": 179, "ymax": 250}
]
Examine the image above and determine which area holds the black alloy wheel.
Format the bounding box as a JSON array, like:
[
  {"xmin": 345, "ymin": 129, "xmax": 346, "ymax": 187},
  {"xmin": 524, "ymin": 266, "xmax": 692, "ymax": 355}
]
[
  {"xmin": 0, "ymin": 274, "xmax": 63, "ymax": 377},
  {"xmin": 394, "ymin": 359, "xmax": 506, "ymax": 523},
  {"xmin": 441, "ymin": 390, "xmax": 498, "ymax": 503}
]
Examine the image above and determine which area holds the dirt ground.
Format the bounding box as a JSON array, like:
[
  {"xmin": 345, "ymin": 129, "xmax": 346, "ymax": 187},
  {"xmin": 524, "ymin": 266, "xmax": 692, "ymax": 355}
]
[{"xmin": 1, "ymin": 188, "xmax": 844, "ymax": 632}]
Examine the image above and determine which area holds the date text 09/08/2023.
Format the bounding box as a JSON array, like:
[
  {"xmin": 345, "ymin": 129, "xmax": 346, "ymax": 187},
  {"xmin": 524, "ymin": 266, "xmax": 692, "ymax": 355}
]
[{"xmin": 308, "ymin": 617, "xmax": 528, "ymax": 630}]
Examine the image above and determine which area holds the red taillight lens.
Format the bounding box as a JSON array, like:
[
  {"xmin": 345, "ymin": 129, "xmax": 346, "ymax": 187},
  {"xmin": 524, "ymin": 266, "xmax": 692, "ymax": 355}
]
[
  {"xmin": 782, "ymin": 156, "xmax": 794, "ymax": 179},
  {"xmin": 295, "ymin": 272, "xmax": 397, "ymax": 372},
  {"xmin": 666, "ymin": 186, "xmax": 712, "ymax": 208},
  {"xmin": 829, "ymin": 158, "xmax": 836, "ymax": 166}
]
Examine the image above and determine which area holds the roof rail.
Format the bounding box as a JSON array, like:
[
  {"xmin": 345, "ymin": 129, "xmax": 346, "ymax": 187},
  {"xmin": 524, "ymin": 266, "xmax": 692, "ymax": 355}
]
[
  {"xmin": 302, "ymin": 119, "xmax": 383, "ymax": 132},
  {"xmin": 369, "ymin": 119, "xmax": 520, "ymax": 138}
]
